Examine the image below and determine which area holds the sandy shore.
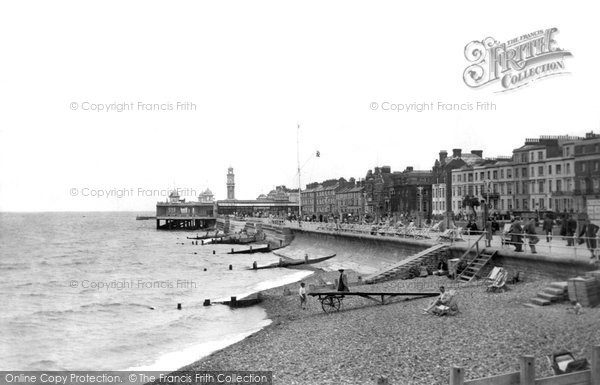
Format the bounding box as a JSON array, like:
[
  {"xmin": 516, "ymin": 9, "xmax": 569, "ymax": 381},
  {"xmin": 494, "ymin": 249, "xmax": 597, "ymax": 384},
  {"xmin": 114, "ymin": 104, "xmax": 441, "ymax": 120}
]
[{"xmin": 179, "ymin": 268, "xmax": 600, "ymax": 385}]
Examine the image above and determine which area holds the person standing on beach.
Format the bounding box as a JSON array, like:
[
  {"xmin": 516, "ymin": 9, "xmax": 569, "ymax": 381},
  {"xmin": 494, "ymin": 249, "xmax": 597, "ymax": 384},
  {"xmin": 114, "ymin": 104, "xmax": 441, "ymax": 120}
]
[
  {"xmin": 299, "ymin": 282, "xmax": 307, "ymax": 310},
  {"xmin": 337, "ymin": 269, "xmax": 349, "ymax": 292}
]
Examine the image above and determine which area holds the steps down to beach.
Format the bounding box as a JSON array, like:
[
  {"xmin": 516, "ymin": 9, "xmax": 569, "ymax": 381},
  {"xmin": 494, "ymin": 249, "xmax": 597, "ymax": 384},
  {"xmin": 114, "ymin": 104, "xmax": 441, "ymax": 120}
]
[
  {"xmin": 457, "ymin": 250, "xmax": 497, "ymax": 283},
  {"xmin": 530, "ymin": 281, "xmax": 568, "ymax": 306},
  {"xmin": 364, "ymin": 244, "xmax": 448, "ymax": 284}
]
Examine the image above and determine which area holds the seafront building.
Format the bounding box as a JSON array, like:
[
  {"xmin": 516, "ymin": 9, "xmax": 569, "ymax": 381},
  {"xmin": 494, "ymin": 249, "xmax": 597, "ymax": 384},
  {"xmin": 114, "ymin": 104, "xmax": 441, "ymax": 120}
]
[
  {"xmin": 155, "ymin": 132, "xmax": 600, "ymax": 228},
  {"xmin": 447, "ymin": 134, "xmax": 600, "ymax": 219}
]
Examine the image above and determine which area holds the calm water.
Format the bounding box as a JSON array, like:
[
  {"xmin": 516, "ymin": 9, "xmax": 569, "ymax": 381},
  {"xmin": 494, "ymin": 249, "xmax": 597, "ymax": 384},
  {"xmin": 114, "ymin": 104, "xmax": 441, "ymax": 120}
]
[{"xmin": 0, "ymin": 212, "xmax": 312, "ymax": 371}]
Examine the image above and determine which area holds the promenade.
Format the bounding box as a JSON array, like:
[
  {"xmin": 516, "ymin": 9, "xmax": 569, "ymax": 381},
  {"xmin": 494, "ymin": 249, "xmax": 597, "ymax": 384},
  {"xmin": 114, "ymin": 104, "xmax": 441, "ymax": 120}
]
[{"xmin": 284, "ymin": 220, "xmax": 599, "ymax": 266}]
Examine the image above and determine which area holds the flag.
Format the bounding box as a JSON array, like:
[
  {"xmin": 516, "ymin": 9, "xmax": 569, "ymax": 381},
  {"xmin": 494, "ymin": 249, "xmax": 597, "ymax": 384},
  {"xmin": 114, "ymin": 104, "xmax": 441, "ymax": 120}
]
[{"xmin": 316, "ymin": 150, "xmax": 320, "ymax": 157}]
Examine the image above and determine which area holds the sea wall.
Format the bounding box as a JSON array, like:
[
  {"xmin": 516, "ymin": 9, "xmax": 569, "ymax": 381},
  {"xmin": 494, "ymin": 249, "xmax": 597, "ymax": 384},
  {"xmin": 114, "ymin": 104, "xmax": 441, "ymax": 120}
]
[
  {"xmin": 447, "ymin": 245, "xmax": 595, "ymax": 280},
  {"xmin": 288, "ymin": 227, "xmax": 596, "ymax": 281},
  {"xmin": 285, "ymin": 229, "xmax": 427, "ymax": 271}
]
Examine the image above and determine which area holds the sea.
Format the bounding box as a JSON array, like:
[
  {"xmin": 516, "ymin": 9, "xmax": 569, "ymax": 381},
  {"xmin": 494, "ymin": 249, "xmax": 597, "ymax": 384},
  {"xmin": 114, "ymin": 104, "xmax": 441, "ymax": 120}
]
[{"xmin": 0, "ymin": 212, "xmax": 315, "ymax": 371}]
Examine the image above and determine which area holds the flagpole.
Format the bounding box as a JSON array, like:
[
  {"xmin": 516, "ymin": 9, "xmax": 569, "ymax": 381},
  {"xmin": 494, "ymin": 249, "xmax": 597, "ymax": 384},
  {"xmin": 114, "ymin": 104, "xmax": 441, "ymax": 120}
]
[{"xmin": 297, "ymin": 123, "xmax": 302, "ymax": 223}]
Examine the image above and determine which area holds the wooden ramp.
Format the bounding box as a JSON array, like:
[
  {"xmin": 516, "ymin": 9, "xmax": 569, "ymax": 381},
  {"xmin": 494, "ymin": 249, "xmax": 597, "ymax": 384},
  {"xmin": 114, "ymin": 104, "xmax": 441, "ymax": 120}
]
[{"xmin": 364, "ymin": 244, "xmax": 448, "ymax": 284}]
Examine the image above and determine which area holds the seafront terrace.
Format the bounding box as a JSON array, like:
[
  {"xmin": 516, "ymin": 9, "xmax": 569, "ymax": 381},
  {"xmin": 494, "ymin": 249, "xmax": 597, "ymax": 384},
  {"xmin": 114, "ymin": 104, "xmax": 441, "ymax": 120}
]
[{"xmin": 255, "ymin": 218, "xmax": 599, "ymax": 265}]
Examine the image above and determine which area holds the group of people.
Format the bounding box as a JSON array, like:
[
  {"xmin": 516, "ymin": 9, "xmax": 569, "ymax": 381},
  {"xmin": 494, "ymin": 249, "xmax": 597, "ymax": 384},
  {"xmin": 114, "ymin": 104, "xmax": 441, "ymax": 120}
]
[
  {"xmin": 298, "ymin": 269, "xmax": 349, "ymax": 310},
  {"xmin": 506, "ymin": 215, "xmax": 599, "ymax": 261},
  {"xmin": 506, "ymin": 217, "xmax": 540, "ymax": 253}
]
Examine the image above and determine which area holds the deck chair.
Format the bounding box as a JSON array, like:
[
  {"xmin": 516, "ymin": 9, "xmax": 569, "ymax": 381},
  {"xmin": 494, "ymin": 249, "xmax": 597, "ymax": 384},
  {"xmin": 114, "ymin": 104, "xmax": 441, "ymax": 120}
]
[
  {"xmin": 484, "ymin": 266, "xmax": 502, "ymax": 282},
  {"xmin": 433, "ymin": 290, "xmax": 459, "ymax": 316},
  {"xmin": 486, "ymin": 268, "xmax": 508, "ymax": 292}
]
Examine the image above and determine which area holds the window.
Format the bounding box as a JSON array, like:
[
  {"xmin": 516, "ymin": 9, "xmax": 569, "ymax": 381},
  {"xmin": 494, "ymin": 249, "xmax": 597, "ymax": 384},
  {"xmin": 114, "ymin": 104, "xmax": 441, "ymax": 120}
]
[
  {"xmin": 581, "ymin": 163, "xmax": 586, "ymax": 172},
  {"xmin": 556, "ymin": 164, "xmax": 562, "ymax": 175},
  {"xmin": 595, "ymin": 161, "xmax": 599, "ymax": 172},
  {"xmin": 493, "ymin": 170, "xmax": 498, "ymax": 179},
  {"xmin": 480, "ymin": 172, "xmax": 485, "ymax": 180},
  {"xmin": 522, "ymin": 167, "xmax": 527, "ymax": 177},
  {"xmin": 531, "ymin": 167, "xmax": 535, "ymax": 177},
  {"xmin": 507, "ymin": 183, "xmax": 513, "ymax": 195},
  {"xmin": 487, "ymin": 171, "xmax": 491, "ymax": 179},
  {"xmin": 538, "ymin": 180, "xmax": 544, "ymax": 193},
  {"xmin": 556, "ymin": 180, "xmax": 562, "ymax": 192},
  {"xmin": 548, "ymin": 165, "xmax": 552, "ymax": 175},
  {"xmin": 516, "ymin": 199, "xmax": 520, "ymax": 209},
  {"xmin": 507, "ymin": 169, "xmax": 512, "ymax": 178},
  {"xmin": 566, "ymin": 163, "xmax": 571, "ymax": 174},
  {"xmin": 540, "ymin": 198, "xmax": 545, "ymax": 209},
  {"xmin": 565, "ymin": 147, "xmax": 570, "ymax": 157},
  {"xmin": 514, "ymin": 168, "xmax": 519, "ymax": 178},
  {"xmin": 530, "ymin": 152, "xmax": 534, "ymax": 161},
  {"xmin": 538, "ymin": 166, "xmax": 544, "ymax": 176},
  {"xmin": 500, "ymin": 169, "xmax": 504, "ymax": 179},
  {"xmin": 538, "ymin": 151, "xmax": 544, "ymax": 160}
]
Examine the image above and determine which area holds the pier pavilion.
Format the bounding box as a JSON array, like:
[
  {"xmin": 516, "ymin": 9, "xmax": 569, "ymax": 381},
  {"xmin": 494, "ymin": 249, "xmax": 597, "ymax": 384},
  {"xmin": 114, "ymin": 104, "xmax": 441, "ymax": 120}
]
[{"xmin": 156, "ymin": 190, "xmax": 217, "ymax": 230}]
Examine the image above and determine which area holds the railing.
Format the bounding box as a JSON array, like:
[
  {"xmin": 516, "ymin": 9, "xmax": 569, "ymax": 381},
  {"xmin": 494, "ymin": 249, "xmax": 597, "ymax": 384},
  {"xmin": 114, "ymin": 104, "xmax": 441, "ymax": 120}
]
[
  {"xmin": 500, "ymin": 231, "xmax": 600, "ymax": 260},
  {"xmin": 458, "ymin": 232, "xmax": 487, "ymax": 263},
  {"xmin": 450, "ymin": 345, "xmax": 600, "ymax": 385}
]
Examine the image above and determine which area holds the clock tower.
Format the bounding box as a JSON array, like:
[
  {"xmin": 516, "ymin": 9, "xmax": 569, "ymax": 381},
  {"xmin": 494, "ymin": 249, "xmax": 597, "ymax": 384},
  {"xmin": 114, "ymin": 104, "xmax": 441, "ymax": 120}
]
[{"xmin": 227, "ymin": 167, "xmax": 235, "ymax": 200}]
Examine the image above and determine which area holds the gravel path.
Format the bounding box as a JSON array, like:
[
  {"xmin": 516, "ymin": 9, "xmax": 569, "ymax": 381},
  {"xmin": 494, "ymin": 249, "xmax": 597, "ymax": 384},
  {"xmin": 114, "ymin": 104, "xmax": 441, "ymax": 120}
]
[{"xmin": 180, "ymin": 271, "xmax": 600, "ymax": 385}]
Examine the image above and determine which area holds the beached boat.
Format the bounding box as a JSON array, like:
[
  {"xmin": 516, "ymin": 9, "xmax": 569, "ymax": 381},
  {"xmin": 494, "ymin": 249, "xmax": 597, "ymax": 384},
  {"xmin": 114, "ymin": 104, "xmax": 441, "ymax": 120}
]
[
  {"xmin": 251, "ymin": 253, "xmax": 336, "ymax": 269},
  {"xmin": 186, "ymin": 231, "xmax": 220, "ymax": 240},
  {"xmin": 228, "ymin": 244, "xmax": 271, "ymax": 254}
]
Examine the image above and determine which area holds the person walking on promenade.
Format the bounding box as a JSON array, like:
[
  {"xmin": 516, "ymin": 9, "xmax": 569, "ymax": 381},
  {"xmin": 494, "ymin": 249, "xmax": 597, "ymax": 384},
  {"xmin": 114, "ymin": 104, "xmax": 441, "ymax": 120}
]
[
  {"xmin": 509, "ymin": 217, "xmax": 524, "ymax": 252},
  {"xmin": 542, "ymin": 215, "xmax": 553, "ymax": 243},
  {"xmin": 524, "ymin": 218, "xmax": 539, "ymax": 254},
  {"xmin": 485, "ymin": 218, "xmax": 493, "ymax": 247},
  {"xmin": 299, "ymin": 282, "xmax": 307, "ymax": 310},
  {"xmin": 578, "ymin": 219, "xmax": 599, "ymax": 262},
  {"xmin": 337, "ymin": 269, "xmax": 349, "ymax": 292},
  {"xmin": 569, "ymin": 215, "xmax": 578, "ymax": 246}
]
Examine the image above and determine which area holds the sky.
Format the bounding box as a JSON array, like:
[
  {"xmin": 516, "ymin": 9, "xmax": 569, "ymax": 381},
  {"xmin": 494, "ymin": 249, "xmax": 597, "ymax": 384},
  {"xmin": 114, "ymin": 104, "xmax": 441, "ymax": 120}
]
[{"xmin": 1, "ymin": 1, "xmax": 599, "ymax": 211}]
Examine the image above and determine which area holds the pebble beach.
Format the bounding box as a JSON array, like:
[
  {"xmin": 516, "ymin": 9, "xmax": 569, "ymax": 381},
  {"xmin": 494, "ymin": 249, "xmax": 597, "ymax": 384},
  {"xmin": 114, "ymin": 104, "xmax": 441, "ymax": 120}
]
[{"xmin": 179, "ymin": 268, "xmax": 600, "ymax": 385}]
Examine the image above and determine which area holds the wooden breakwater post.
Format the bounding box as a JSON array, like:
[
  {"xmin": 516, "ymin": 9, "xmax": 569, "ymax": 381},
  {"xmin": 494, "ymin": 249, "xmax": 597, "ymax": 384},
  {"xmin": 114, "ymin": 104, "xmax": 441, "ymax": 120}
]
[
  {"xmin": 203, "ymin": 299, "xmax": 211, "ymax": 306},
  {"xmin": 252, "ymin": 261, "xmax": 257, "ymax": 270},
  {"xmin": 449, "ymin": 346, "xmax": 600, "ymax": 385},
  {"xmin": 230, "ymin": 296, "xmax": 237, "ymax": 307},
  {"xmin": 229, "ymin": 264, "xmax": 233, "ymax": 270},
  {"xmin": 177, "ymin": 303, "xmax": 182, "ymax": 310}
]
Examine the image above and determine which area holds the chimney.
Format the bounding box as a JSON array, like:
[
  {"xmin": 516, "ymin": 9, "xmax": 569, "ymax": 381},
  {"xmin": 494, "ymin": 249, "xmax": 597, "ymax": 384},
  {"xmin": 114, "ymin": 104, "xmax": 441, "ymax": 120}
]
[
  {"xmin": 471, "ymin": 150, "xmax": 483, "ymax": 158},
  {"xmin": 439, "ymin": 151, "xmax": 448, "ymax": 163},
  {"xmin": 381, "ymin": 166, "xmax": 391, "ymax": 174},
  {"xmin": 405, "ymin": 166, "xmax": 414, "ymax": 172},
  {"xmin": 452, "ymin": 148, "xmax": 462, "ymax": 158}
]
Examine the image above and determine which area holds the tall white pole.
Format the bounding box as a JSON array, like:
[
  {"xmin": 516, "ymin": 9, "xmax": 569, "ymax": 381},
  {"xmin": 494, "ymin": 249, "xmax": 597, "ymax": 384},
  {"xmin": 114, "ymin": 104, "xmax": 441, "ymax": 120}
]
[{"xmin": 297, "ymin": 123, "xmax": 302, "ymax": 222}]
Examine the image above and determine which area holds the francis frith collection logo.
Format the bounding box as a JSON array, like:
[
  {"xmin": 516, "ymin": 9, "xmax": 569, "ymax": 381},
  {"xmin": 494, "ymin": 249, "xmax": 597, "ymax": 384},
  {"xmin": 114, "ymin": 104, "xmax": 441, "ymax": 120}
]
[{"xmin": 463, "ymin": 28, "xmax": 572, "ymax": 92}]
